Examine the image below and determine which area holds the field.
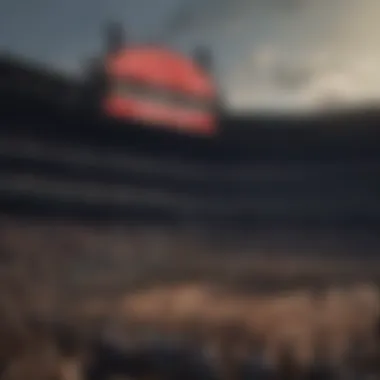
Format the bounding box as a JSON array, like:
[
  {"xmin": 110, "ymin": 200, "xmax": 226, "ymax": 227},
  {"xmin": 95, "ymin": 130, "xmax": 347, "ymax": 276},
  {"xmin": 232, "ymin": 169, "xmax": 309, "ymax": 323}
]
[{"xmin": 0, "ymin": 217, "xmax": 380, "ymax": 379}]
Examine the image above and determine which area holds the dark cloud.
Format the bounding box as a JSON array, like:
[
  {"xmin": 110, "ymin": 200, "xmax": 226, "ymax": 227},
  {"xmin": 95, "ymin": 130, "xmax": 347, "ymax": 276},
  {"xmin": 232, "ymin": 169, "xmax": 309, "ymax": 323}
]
[{"xmin": 0, "ymin": 0, "xmax": 182, "ymax": 71}]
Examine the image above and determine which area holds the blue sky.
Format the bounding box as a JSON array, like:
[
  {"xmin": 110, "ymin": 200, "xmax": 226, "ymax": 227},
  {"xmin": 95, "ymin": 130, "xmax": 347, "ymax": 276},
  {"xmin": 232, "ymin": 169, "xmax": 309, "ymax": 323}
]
[{"xmin": 1, "ymin": 0, "xmax": 380, "ymax": 112}]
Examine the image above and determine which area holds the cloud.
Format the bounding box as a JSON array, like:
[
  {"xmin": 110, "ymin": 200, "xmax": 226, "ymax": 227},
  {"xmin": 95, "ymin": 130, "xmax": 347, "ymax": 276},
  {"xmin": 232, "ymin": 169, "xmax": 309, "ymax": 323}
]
[
  {"xmin": 226, "ymin": 45, "xmax": 380, "ymax": 112},
  {"xmin": 221, "ymin": 0, "xmax": 380, "ymax": 112}
]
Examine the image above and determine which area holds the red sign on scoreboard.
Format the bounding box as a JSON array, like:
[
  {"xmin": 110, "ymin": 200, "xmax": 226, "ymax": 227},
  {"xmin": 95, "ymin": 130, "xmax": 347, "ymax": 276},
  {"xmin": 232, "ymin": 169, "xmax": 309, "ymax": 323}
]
[{"xmin": 103, "ymin": 46, "xmax": 218, "ymax": 136}]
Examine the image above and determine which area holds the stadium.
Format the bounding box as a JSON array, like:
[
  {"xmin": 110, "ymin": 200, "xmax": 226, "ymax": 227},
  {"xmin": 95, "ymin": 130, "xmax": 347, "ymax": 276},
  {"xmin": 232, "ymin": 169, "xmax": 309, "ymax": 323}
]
[
  {"xmin": 0, "ymin": 22, "xmax": 379, "ymax": 226},
  {"xmin": 1, "ymin": 15, "xmax": 380, "ymax": 380}
]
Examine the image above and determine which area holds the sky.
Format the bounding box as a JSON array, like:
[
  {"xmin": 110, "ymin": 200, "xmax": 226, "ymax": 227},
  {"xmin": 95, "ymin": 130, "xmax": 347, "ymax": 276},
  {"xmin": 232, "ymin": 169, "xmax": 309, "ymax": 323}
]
[{"xmin": 1, "ymin": 0, "xmax": 380, "ymax": 113}]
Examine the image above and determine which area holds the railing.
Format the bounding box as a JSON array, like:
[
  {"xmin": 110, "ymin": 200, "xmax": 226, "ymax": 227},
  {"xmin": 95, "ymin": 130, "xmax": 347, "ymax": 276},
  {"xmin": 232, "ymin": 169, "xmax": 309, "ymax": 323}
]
[{"xmin": 0, "ymin": 133, "xmax": 379, "ymax": 225}]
